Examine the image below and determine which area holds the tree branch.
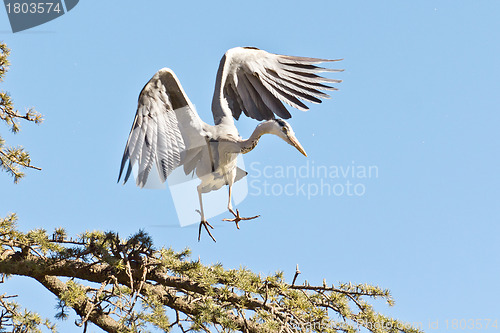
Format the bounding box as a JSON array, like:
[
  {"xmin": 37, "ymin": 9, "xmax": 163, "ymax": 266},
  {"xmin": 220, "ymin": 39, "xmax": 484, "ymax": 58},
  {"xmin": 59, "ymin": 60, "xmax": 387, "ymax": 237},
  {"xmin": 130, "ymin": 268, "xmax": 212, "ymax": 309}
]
[
  {"xmin": 35, "ymin": 275, "xmax": 126, "ymax": 333},
  {"xmin": 0, "ymin": 223, "xmax": 424, "ymax": 333}
]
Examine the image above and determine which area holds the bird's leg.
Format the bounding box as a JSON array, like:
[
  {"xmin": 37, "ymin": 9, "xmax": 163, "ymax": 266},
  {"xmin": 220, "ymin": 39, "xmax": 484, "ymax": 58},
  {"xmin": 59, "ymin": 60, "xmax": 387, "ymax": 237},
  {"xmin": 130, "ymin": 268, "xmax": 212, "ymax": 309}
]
[
  {"xmin": 197, "ymin": 187, "xmax": 216, "ymax": 242},
  {"xmin": 226, "ymin": 184, "xmax": 237, "ymax": 218},
  {"xmin": 223, "ymin": 185, "xmax": 260, "ymax": 229}
]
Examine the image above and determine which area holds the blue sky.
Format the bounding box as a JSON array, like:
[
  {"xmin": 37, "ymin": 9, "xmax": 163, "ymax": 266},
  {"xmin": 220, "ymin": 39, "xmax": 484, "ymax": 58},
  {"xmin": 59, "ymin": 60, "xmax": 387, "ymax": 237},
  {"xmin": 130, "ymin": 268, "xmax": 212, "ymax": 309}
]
[{"xmin": 1, "ymin": 1, "xmax": 499, "ymax": 332}]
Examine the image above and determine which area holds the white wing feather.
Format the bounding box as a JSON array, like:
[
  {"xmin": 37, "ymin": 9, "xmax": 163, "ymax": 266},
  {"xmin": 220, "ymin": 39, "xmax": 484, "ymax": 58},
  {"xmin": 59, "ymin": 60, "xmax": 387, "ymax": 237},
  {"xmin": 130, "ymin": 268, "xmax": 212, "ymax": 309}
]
[{"xmin": 118, "ymin": 68, "xmax": 208, "ymax": 188}]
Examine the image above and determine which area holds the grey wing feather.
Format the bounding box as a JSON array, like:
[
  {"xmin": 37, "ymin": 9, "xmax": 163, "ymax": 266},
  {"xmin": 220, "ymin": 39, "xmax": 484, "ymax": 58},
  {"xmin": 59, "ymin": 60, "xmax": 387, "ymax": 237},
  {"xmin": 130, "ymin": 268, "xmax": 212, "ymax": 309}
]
[
  {"xmin": 211, "ymin": 47, "xmax": 342, "ymax": 124},
  {"xmin": 118, "ymin": 68, "xmax": 208, "ymax": 187}
]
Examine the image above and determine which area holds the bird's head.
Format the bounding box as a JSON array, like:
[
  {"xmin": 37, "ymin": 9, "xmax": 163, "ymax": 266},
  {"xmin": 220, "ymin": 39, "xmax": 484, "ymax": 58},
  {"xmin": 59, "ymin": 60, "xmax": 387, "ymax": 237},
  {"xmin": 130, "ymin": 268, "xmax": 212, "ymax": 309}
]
[{"xmin": 269, "ymin": 119, "xmax": 307, "ymax": 157}]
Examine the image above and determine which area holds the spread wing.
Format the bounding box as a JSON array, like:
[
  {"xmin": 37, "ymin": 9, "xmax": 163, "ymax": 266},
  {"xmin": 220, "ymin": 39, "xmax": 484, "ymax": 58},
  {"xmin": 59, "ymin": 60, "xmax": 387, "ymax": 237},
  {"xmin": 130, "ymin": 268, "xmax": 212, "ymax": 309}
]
[
  {"xmin": 118, "ymin": 68, "xmax": 209, "ymax": 188},
  {"xmin": 211, "ymin": 47, "xmax": 343, "ymax": 124}
]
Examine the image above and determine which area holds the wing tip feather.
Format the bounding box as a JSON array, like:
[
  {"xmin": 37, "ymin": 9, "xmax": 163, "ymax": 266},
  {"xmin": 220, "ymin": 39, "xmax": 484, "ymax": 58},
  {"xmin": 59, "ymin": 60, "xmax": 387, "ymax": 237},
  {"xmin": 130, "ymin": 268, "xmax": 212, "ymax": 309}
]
[{"xmin": 217, "ymin": 47, "xmax": 343, "ymax": 121}]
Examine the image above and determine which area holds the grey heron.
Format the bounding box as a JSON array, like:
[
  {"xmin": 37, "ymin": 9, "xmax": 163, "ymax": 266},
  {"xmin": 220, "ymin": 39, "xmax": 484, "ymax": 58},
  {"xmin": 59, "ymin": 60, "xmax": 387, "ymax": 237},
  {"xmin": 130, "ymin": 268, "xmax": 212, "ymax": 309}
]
[{"xmin": 118, "ymin": 47, "xmax": 342, "ymax": 242}]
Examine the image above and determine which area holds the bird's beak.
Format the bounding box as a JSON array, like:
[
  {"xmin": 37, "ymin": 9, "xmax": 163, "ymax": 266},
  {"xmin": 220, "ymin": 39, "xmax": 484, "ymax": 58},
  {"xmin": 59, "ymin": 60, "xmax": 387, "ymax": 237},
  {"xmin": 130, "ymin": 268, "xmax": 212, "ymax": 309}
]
[{"xmin": 289, "ymin": 136, "xmax": 307, "ymax": 157}]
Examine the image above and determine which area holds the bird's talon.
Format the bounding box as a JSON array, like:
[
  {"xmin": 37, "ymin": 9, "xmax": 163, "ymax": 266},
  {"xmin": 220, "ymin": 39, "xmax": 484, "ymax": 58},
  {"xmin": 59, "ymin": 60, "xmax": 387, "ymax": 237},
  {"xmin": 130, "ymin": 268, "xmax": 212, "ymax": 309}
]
[
  {"xmin": 223, "ymin": 210, "xmax": 259, "ymax": 229},
  {"xmin": 198, "ymin": 220, "xmax": 216, "ymax": 242}
]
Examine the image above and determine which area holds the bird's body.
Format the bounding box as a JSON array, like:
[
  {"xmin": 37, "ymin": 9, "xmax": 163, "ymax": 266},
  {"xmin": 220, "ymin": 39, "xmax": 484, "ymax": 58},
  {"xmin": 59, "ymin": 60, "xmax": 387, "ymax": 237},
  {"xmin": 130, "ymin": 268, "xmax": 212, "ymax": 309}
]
[
  {"xmin": 196, "ymin": 137, "xmax": 240, "ymax": 194},
  {"xmin": 119, "ymin": 47, "xmax": 342, "ymax": 241}
]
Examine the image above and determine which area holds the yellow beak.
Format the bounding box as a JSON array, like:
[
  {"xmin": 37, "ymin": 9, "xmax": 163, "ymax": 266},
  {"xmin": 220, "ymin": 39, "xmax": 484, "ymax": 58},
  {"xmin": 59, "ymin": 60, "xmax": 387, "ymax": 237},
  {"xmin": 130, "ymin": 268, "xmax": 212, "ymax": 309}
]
[{"xmin": 289, "ymin": 136, "xmax": 308, "ymax": 157}]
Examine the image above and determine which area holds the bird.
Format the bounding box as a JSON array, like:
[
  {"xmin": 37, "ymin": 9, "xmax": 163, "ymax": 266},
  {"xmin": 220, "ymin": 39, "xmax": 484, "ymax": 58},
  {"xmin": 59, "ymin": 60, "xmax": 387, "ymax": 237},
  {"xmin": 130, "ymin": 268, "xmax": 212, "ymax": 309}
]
[{"xmin": 118, "ymin": 47, "xmax": 342, "ymax": 242}]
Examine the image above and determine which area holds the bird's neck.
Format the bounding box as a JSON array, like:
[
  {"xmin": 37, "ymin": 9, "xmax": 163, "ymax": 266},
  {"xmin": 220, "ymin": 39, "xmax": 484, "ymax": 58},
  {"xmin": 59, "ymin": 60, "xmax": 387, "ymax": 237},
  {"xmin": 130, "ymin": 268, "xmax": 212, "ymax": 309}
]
[{"xmin": 239, "ymin": 121, "xmax": 274, "ymax": 154}]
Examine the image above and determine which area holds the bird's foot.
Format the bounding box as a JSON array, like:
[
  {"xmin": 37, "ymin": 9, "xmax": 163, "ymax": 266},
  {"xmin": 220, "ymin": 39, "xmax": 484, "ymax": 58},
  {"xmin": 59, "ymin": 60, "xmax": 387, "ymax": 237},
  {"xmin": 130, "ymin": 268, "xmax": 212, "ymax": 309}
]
[
  {"xmin": 195, "ymin": 211, "xmax": 216, "ymax": 242},
  {"xmin": 198, "ymin": 220, "xmax": 216, "ymax": 242},
  {"xmin": 222, "ymin": 209, "xmax": 260, "ymax": 229}
]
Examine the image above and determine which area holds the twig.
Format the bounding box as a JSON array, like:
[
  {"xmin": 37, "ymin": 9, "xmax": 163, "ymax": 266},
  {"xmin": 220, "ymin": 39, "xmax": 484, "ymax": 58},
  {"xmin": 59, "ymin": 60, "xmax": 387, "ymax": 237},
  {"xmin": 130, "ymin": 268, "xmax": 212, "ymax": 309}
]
[
  {"xmin": 0, "ymin": 150, "xmax": 41, "ymax": 171},
  {"xmin": 291, "ymin": 264, "xmax": 301, "ymax": 286}
]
